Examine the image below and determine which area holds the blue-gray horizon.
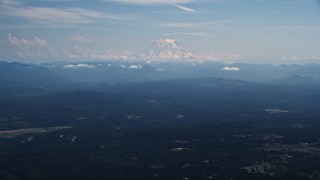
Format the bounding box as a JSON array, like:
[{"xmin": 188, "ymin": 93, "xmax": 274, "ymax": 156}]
[{"xmin": 0, "ymin": 0, "xmax": 319, "ymax": 64}]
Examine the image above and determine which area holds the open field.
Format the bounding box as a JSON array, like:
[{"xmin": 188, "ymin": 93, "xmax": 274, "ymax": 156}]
[{"xmin": 0, "ymin": 126, "xmax": 73, "ymax": 138}]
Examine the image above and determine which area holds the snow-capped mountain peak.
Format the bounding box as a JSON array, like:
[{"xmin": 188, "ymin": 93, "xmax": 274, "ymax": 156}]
[
  {"xmin": 156, "ymin": 38, "xmax": 177, "ymax": 46},
  {"xmin": 138, "ymin": 38, "xmax": 196, "ymax": 61}
]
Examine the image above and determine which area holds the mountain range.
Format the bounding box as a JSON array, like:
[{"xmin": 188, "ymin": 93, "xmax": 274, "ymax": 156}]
[
  {"xmin": 1, "ymin": 60, "xmax": 320, "ymax": 87},
  {"xmin": 0, "ymin": 61, "xmax": 63, "ymax": 85}
]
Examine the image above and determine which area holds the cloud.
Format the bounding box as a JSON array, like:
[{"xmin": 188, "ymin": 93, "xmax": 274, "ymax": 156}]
[
  {"xmin": 3, "ymin": 33, "xmax": 132, "ymax": 61},
  {"xmin": 184, "ymin": 32, "xmax": 213, "ymax": 37},
  {"xmin": 63, "ymin": 64, "xmax": 96, "ymax": 69},
  {"xmin": 222, "ymin": 66, "xmax": 240, "ymax": 71},
  {"xmin": 0, "ymin": 2, "xmax": 128, "ymax": 27},
  {"xmin": 281, "ymin": 56, "xmax": 320, "ymax": 63},
  {"xmin": 66, "ymin": 45, "xmax": 130, "ymax": 60},
  {"xmin": 224, "ymin": 61, "xmax": 235, "ymax": 65},
  {"xmin": 161, "ymin": 20, "xmax": 234, "ymax": 29},
  {"xmin": 7, "ymin": 33, "xmax": 48, "ymax": 47},
  {"xmin": 128, "ymin": 65, "xmax": 143, "ymax": 69},
  {"xmin": 71, "ymin": 35, "xmax": 92, "ymax": 42},
  {"xmin": 173, "ymin": 4, "xmax": 195, "ymax": 12},
  {"xmin": 5, "ymin": 33, "xmax": 57, "ymax": 59},
  {"xmin": 104, "ymin": 0, "xmax": 193, "ymax": 5},
  {"xmin": 105, "ymin": 0, "xmax": 195, "ymax": 12}
]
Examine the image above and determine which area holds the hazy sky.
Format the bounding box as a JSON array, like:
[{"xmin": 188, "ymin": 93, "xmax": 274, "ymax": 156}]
[{"xmin": 0, "ymin": 0, "xmax": 320, "ymax": 63}]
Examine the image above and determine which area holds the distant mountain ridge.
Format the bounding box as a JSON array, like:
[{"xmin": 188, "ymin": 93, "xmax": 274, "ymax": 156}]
[
  {"xmin": 0, "ymin": 61, "xmax": 64, "ymax": 85},
  {"xmin": 268, "ymin": 75, "xmax": 320, "ymax": 87},
  {"xmin": 2, "ymin": 60, "xmax": 320, "ymax": 86}
]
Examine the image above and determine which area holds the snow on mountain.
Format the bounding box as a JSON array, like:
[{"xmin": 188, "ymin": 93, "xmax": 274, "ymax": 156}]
[{"xmin": 137, "ymin": 38, "xmax": 197, "ymax": 61}]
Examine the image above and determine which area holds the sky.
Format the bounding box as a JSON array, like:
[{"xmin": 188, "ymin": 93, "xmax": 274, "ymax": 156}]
[{"xmin": 0, "ymin": 0, "xmax": 320, "ymax": 64}]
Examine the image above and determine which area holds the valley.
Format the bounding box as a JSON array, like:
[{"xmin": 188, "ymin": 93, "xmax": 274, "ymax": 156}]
[{"xmin": 0, "ymin": 60, "xmax": 320, "ymax": 179}]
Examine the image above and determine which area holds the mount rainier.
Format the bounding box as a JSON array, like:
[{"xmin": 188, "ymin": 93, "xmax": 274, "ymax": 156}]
[{"xmin": 137, "ymin": 39, "xmax": 197, "ymax": 61}]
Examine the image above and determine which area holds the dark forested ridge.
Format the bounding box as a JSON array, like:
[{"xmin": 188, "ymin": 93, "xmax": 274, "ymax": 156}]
[{"xmin": 1, "ymin": 61, "xmax": 320, "ymax": 179}]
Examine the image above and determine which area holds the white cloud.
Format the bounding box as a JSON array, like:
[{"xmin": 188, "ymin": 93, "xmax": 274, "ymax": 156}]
[
  {"xmin": 0, "ymin": 3, "xmax": 129, "ymax": 27},
  {"xmin": 66, "ymin": 45, "xmax": 130, "ymax": 60},
  {"xmin": 222, "ymin": 66, "xmax": 240, "ymax": 71},
  {"xmin": 224, "ymin": 61, "xmax": 235, "ymax": 65},
  {"xmin": 71, "ymin": 35, "xmax": 92, "ymax": 42},
  {"xmin": 281, "ymin": 56, "xmax": 320, "ymax": 63},
  {"xmin": 184, "ymin": 32, "xmax": 212, "ymax": 37},
  {"xmin": 162, "ymin": 22, "xmax": 197, "ymax": 28},
  {"xmin": 7, "ymin": 33, "xmax": 48, "ymax": 47},
  {"xmin": 5, "ymin": 33, "xmax": 57, "ymax": 59},
  {"xmin": 105, "ymin": 0, "xmax": 196, "ymax": 12},
  {"xmin": 173, "ymin": 4, "xmax": 195, "ymax": 12},
  {"xmin": 3, "ymin": 33, "xmax": 129, "ymax": 61},
  {"xmin": 128, "ymin": 65, "xmax": 143, "ymax": 69},
  {"xmin": 161, "ymin": 20, "xmax": 234, "ymax": 29},
  {"xmin": 63, "ymin": 64, "xmax": 96, "ymax": 69},
  {"xmin": 104, "ymin": 0, "xmax": 193, "ymax": 5}
]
